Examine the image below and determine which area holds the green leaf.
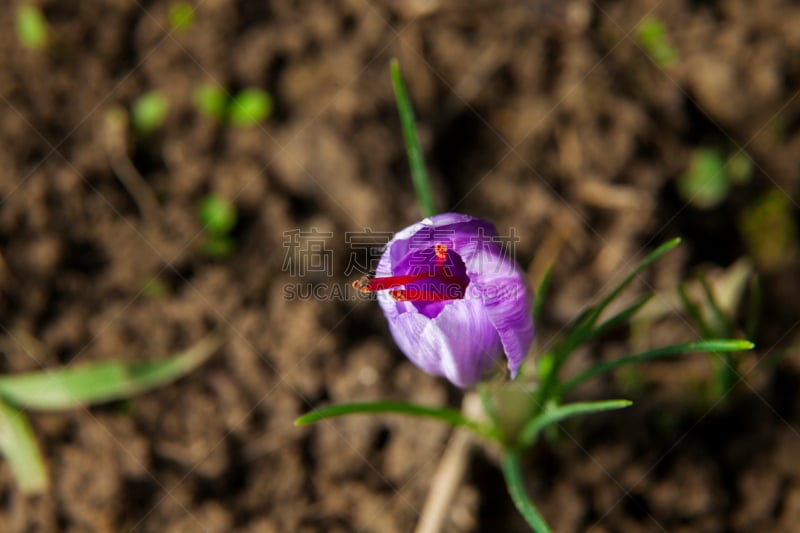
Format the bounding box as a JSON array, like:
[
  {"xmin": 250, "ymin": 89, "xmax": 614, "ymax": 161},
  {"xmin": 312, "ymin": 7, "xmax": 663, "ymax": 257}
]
[
  {"xmin": 698, "ymin": 273, "xmax": 732, "ymax": 337},
  {"xmin": 0, "ymin": 334, "xmax": 223, "ymax": 410},
  {"xmin": 17, "ymin": 5, "xmax": 48, "ymax": 51},
  {"xmin": 677, "ymin": 283, "xmax": 715, "ymax": 339},
  {"xmin": 132, "ymin": 91, "xmax": 169, "ymax": 134},
  {"xmin": 390, "ymin": 59, "xmax": 436, "ymax": 218},
  {"xmin": 501, "ymin": 452, "xmax": 553, "ymax": 533},
  {"xmin": 0, "ymin": 399, "xmax": 48, "ymax": 493},
  {"xmin": 534, "ymin": 257, "xmax": 664, "ymax": 415},
  {"xmin": 636, "ymin": 18, "xmax": 678, "ymax": 66},
  {"xmin": 590, "ymin": 292, "xmax": 654, "ymax": 340},
  {"xmin": 537, "ymin": 353, "xmax": 555, "ymax": 385},
  {"xmin": 197, "ymin": 194, "xmax": 237, "ymax": 235},
  {"xmin": 561, "ymin": 339, "xmax": 755, "ymax": 395},
  {"xmin": 517, "ymin": 399, "xmax": 632, "ymax": 448},
  {"xmin": 194, "ymin": 83, "xmax": 228, "ymax": 121},
  {"xmin": 678, "ymin": 148, "xmax": 729, "ymax": 209},
  {"xmin": 229, "ymin": 88, "xmax": 273, "ymax": 126},
  {"xmin": 295, "ymin": 400, "xmax": 490, "ymax": 437},
  {"xmin": 533, "ymin": 266, "xmax": 553, "ymax": 324},
  {"xmin": 169, "ymin": 1, "xmax": 195, "ymax": 31},
  {"xmin": 586, "ymin": 238, "xmax": 681, "ymax": 329}
]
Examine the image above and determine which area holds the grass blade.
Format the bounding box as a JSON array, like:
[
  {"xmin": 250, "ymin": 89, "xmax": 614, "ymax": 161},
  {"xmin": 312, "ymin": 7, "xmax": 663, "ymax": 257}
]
[
  {"xmin": 591, "ymin": 293, "xmax": 654, "ymax": 340},
  {"xmin": 501, "ymin": 451, "xmax": 553, "ymax": 533},
  {"xmin": 698, "ymin": 272, "xmax": 732, "ymax": 337},
  {"xmin": 561, "ymin": 339, "xmax": 754, "ymax": 395},
  {"xmin": 390, "ymin": 59, "xmax": 436, "ymax": 218},
  {"xmin": 553, "ymin": 239, "xmax": 681, "ymax": 370},
  {"xmin": 677, "ymin": 283, "xmax": 715, "ymax": 338},
  {"xmin": 517, "ymin": 399, "xmax": 632, "ymax": 449},
  {"xmin": 533, "ymin": 266, "xmax": 553, "ymax": 324},
  {"xmin": 587, "ymin": 238, "xmax": 681, "ymax": 328},
  {"xmin": 295, "ymin": 400, "xmax": 488, "ymax": 437},
  {"xmin": 0, "ymin": 399, "xmax": 47, "ymax": 493},
  {"xmin": 0, "ymin": 334, "xmax": 224, "ymax": 411}
]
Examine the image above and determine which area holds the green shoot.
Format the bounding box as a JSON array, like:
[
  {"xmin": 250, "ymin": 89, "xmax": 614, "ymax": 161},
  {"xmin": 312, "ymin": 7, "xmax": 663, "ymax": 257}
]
[
  {"xmin": 0, "ymin": 399, "xmax": 47, "ymax": 493},
  {"xmin": 533, "ymin": 267, "xmax": 553, "ymax": 324},
  {"xmin": 229, "ymin": 89, "xmax": 273, "ymax": 127},
  {"xmin": 169, "ymin": 1, "xmax": 195, "ymax": 31},
  {"xmin": 197, "ymin": 194, "xmax": 237, "ymax": 235},
  {"xmin": 0, "ymin": 335, "xmax": 222, "ymax": 493},
  {"xmin": 391, "ymin": 59, "xmax": 436, "ymax": 218},
  {"xmin": 0, "ymin": 334, "xmax": 223, "ymax": 410},
  {"xmin": 560, "ymin": 339, "xmax": 754, "ymax": 396},
  {"xmin": 196, "ymin": 194, "xmax": 237, "ymax": 258},
  {"xmin": 636, "ymin": 18, "xmax": 678, "ymax": 66},
  {"xmin": 677, "ymin": 148, "xmax": 752, "ymax": 210},
  {"xmin": 295, "ymin": 400, "xmax": 492, "ymax": 439},
  {"xmin": 132, "ymin": 91, "xmax": 169, "ymax": 134},
  {"xmin": 17, "ymin": 5, "xmax": 48, "ymax": 51},
  {"xmin": 517, "ymin": 399, "xmax": 632, "ymax": 450},
  {"xmin": 678, "ymin": 148, "xmax": 729, "ymax": 209},
  {"xmin": 502, "ymin": 452, "xmax": 552, "ymax": 533},
  {"xmin": 194, "ymin": 83, "xmax": 228, "ymax": 121}
]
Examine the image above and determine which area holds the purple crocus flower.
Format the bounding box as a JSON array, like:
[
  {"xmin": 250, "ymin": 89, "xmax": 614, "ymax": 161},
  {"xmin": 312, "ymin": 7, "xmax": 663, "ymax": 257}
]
[{"xmin": 355, "ymin": 213, "xmax": 535, "ymax": 388}]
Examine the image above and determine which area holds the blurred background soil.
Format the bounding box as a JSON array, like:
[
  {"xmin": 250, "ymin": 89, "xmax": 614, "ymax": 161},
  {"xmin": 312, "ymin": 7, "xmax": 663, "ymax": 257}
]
[{"xmin": 0, "ymin": 0, "xmax": 799, "ymax": 531}]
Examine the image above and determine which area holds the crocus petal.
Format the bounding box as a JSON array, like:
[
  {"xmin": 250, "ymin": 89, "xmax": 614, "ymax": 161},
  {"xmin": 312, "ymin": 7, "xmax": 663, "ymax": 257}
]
[
  {"xmin": 384, "ymin": 214, "xmax": 496, "ymax": 274},
  {"xmin": 426, "ymin": 299, "xmax": 504, "ymax": 387},
  {"xmin": 382, "ymin": 297, "xmax": 503, "ymax": 387},
  {"xmin": 466, "ymin": 249, "xmax": 535, "ymax": 378}
]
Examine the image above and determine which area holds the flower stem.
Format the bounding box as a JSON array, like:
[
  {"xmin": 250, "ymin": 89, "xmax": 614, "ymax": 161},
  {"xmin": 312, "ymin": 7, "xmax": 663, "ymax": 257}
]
[
  {"xmin": 501, "ymin": 451, "xmax": 552, "ymax": 533},
  {"xmin": 390, "ymin": 59, "xmax": 436, "ymax": 218}
]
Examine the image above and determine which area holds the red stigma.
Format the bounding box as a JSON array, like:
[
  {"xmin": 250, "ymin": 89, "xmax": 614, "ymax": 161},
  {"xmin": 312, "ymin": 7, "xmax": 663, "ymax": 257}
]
[{"xmin": 355, "ymin": 244, "xmax": 467, "ymax": 302}]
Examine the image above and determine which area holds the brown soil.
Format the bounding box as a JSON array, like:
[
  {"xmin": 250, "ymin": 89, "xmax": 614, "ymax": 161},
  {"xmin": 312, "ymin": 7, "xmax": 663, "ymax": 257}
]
[{"xmin": 1, "ymin": 1, "xmax": 799, "ymax": 532}]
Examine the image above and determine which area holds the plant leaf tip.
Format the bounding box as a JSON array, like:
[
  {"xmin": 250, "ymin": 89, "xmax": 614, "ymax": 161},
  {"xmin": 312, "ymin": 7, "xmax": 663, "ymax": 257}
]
[{"xmin": 294, "ymin": 414, "xmax": 315, "ymax": 426}]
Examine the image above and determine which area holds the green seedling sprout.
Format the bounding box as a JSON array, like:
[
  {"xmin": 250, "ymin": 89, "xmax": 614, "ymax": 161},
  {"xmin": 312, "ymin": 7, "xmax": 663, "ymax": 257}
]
[
  {"xmin": 295, "ymin": 61, "xmax": 756, "ymax": 532},
  {"xmin": 636, "ymin": 17, "xmax": 678, "ymax": 66},
  {"xmin": 169, "ymin": 1, "xmax": 195, "ymax": 31},
  {"xmin": 194, "ymin": 83, "xmax": 228, "ymax": 121},
  {"xmin": 678, "ymin": 261, "xmax": 764, "ymax": 398},
  {"xmin": 0, "ymin": 334, "xmax": 223, "ymax": 493},
  {"xmin": 228, "ymin": 88, "xmax": 273, "ymax": 127},
  {"xmin": 17, "ymin": 5, "xmax": 48, "ymax": 51},
  {"xmin": 678, "ymin": 148, "xmax": 729, "ymax": 209},
  {"xmin": 193, "ymin": 85, "xmax": 274, "ymax": 127},
  {"xmin": 197, "ymin": 193, "xmax": 237, "ymax": 258},
  {"xmin": 132, "ymin": 91, "xmax": 169, "ymax": 134}
]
